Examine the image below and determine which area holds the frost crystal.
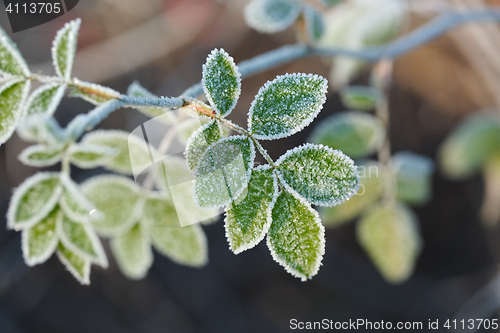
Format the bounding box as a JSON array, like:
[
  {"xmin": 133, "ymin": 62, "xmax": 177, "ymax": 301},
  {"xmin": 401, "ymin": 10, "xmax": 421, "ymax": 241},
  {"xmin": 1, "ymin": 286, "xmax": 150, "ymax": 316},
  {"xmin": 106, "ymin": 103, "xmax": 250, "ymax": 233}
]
[
  {"xmin": 267, "ymin": 191, "xmax": 325, "ymax": 281},
  {"xmin": 202, "ymin": 49, "xmax": 241, "ymax": 117},
  {"xmin": 56, "ymin": 241, "xmax": 90, "ymax": 285},
  {"xmin": 225, "ymin": 165, "xmax": 278, "ymax": 254},
  {"xmin": 276, "ymin": 143, "xmax": 359, "ymax": 207},
  {"xmin": 308, "ymin": 111, "xmax": 385, "ymax": 159},
  {"xmin": 0, "ymin": 25, "xmax": 30, "ymax": 76},
  {"xmin": 184, "ymin": 120, "xmax": 223, "ymax": 170},
  {"xmin": 248, "ymin": 73, "xmax": 327, "ymax": 140},
  {"xmin": 52, "ymin": 19, "xmax": 81, "ymax": 80},
  {"xmin": 244, "ymin": 0, "xmax": 302, "ymax": 34},
  {"xmin": 23, "ymin": 83, "xmax": 66, "ymax": 117},
  {"xmin": 126, "ymin": 81, "xmax": 176, "ymax": 123},
  {"xmin": 0, "ymin": 78, "xmax": 30, "ymax": 145}
]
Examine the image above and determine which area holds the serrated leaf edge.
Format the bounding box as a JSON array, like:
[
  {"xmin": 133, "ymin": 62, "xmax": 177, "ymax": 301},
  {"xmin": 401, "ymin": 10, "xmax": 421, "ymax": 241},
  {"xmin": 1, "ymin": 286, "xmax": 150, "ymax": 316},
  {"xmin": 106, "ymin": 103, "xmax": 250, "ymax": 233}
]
[
  {"xmin": 52, "ymin": 19, "xmax": 81, "ymax": 80},
  {"xmin": 0, "ymin": 78, "xmax": 31, "ymax": 145},
  {"xmin": 18, "ymin": 144, "xmax": 63, "ymax": 167},
  {"xmin": 22, "ymin": 82, "xmax": 67, "ymax": 117},
  {"xmin": 0, "ymin": 26, "xmax": 30, "ymax": 77},
  {"xmin": 56, "ymin": 243, "xmax": 91, "ymax": 285},
  {"xmin": 21, "ymin": 210, "xmax": 60, "ymax": 266}
]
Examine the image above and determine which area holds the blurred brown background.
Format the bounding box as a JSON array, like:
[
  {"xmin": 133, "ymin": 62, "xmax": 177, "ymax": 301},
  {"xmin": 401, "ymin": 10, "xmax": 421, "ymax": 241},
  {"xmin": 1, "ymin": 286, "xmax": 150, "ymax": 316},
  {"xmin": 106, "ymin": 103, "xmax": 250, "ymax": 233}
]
[{"xmin": 1, "ymin": 0, "xmax": 500, "ymax": 332}]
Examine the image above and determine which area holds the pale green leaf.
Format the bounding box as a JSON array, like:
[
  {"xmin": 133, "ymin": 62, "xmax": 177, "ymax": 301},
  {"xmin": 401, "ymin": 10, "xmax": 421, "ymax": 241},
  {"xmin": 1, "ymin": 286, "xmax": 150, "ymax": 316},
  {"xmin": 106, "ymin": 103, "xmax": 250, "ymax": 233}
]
[
  {"xmin": 439, "ymin": 112, "xmax": 500, "ymax": 179},
  {"xmin": 21, "ymin": 205, "xmax": 60, "ymax": 266},
  {"xmin": 202, "ymin": 49, "xmax": 241, "ymax": 117},
  {"xmin": 57, "ymin": 214, "xmax": 108, "ymax": 268},
  {"xmin": 248, "ymin": 73, "xmax": 328, "ymax": 140},
  {"xmin": 267, "ymin": 191, "xmax": 324, "ymax": 281},
  {"xmin": 7, "ymin": 172, "xmax": 62, "ymax": 230},
  {"xmin": 225, "ymin": 165, "xmax": 278, "ymax": 254},
  {"xmin": 320, "ymin": 160, "xmax": 382, "ymax": 227},
  {"xmin": 68, "ymin": 143, "xmax": 118, "ymax": 169},
  {"xmin": 308, "ymin": 111, "xmax": 385, "ymax": 159},
  {"xmin": 56, "ymin": 241, "xmax": 90, "ymax": 285},
  {"xmin": 304, "ymin": 5, "xmax": 325, "ymax": 43},
  {"xmin": 81, "ymin": 130, "xmax": 153, "ymax": 175},
  {"xmin": 357, "ymin": 202, "xmax": 422, "ymax": 284},
  {"xmin": 18, "ymin": 144, "xmax": 63, "ymax": 167},
  {"xmin": 52, "ymin": 19, "xmax": 80, "ymax": 80},
  {"xmin": 392, "ymin": 151, "xmax": 434, "ymax": 206},
  {"xmin": 194, "ymin": 137, "xmax": 253, "ymax": 209},
  {"xmin": 110, "ymin": 223, "xmax": 153, "ymax": 280},
  {"xmin": 16, "ymin": 115, "xmax": 64, "ymax": 145},
  {"xmin": 184, "ymin": 120, "xmax": 223, "ymax": 170},
  {"xmin": 69, "ymin": 80, "xmax": 121, "ymax": 105},
  {"xmin": 0, "ymin": 25, "xmax": 30, "ymax": 76},
  {"xmin": 143, "ymin": 194, "xmax": 208, "ymax": 266},
  {"xmin": 244, "ymin": 0, "xmax": 302, "ymax": 33},
  {"xmin": 339, "ymin": 86, "xmax": 382, "ymax": 111},
  {"xmin": 0, "ymin": 78, "xmax": 30, "ymax": 145},
  {"xmin": 276, "ymin": 143, "xmax": 359, "ymax": 207},
  {"xmin": 81, "ymin": 175, "xmax": 141, "ymax": 236},
  {"xmin": 126, "ymin": 81, "xmax": 176, "ymax": 123},
  {"xmin": 23, "ymin": 83, "xmax": 66, "ymax": 117},
  {"xmin": 59, "ymin": 173, "xmax": 100, "ymax": 224}
]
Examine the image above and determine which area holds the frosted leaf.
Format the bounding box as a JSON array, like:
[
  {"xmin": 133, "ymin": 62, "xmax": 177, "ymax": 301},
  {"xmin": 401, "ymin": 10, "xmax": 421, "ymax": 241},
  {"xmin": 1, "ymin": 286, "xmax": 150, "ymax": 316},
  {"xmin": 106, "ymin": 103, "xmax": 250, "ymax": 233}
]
[
  {"xmin": 68, "ymin": 143, "xmax": 118, "ymax": 169},
  {"xmin": 248, "ymin": 73, "xmax": 328, "ymax": 140},
  {"xmin": 267, "ymin": 191, "xmax": 325, "ymax": 281},
  {"xmin": 303, "ymin": 5, "xmax": 325, "ymax": 43},
  {"xmin": 0, "ymin": 78, "xmax": 30, "ymax": 145},
  {"xmin": 7, "ymin": 172, "xmax": 62, "ymax": 230},
  {"xmin": 308, "ymin": 111, "xmax": 385, "ymax": 159},
  {"xmin": 184, "ymin": 120, "xmax": 223, "ymax": 170},
  {"xmin": 81, "ymin": 175, "xmax": 141, "ymax": 237},
  {"xmin": 110, "ymin": 223, "xmax": 153, "ymax": 280},
  {"xmin": 320, "ymin": 160, "xmax": 382, "ymax": 227},
  {"xmin": 23, "ymin": 83, "xmax": 66, "ymax": 117},
  {"xmin": 339, "ymin": 86, "xmax": 382, "ymax": 111},
  {"xmin": 0, "ymin": 25, "xmax": 30, "ymax": 76},
  {"xmin": 244, "ymin": 0, "xmax": 302, "ymax": 34},
  {"xmin": 143, "ymin": 195, "xmax": 208, "ymax": 267},
  {"xmin": 59, "ymin": 174, "xmax": 100, "ymax": 224},
  {"xmin": 318, "ymin": 0, "xmax": 341, "ymax": 7},
  {"xmin": 56, "ymin": 241, "xmax": 90, "ymax": 285},
  {"xmin": 392, "ymin": 151, "xmax": 434, "ymax": 206},
  {"xmin": 202, "ymin": 49, "xmax": 241, "ymax": 117},
  {"xmin": 57, "ymin": 214, "xmax": 108, "ymax": 268},
  {"xmin": 276, "ymin": 143, "xmax": 359, "ymax": 207},
  {"xmin": 16, "ymin": 115, "xmax": 64, "ymax": 145},
  {"xmin": 225, "ymin": 165, "xmax": 278, "ymax": 254},
  {"xmin": 357, "ymin": 202, "xmax": 422, "ymax": 284},
  {"xmin": 126, "ymin": 81, "xmax": 176, "ymax": 123},
  {"xmin": 194, "ymin": 138, "xmax": 252, "ymax": 209},
  {"xmin": 52, "ymin": 19, "xmax": 81, "ymax": 80},
  {"xmin": 81, "ymin": 130, "xmax": 153, "ymax": 175},
  {"xmin": 18, "ymin": 144, "xmax": 63, "ymax": 167},
  {"xmin": 439, "ymin": 112, "xmax": 500, "ymax": 179},
  {"xmin": 69, "ymin": 80, "xmax": 121, "ymax": 105},
  {"xmin": 21, "ymin": 205, "xmax": 60, "ymax": 266}
]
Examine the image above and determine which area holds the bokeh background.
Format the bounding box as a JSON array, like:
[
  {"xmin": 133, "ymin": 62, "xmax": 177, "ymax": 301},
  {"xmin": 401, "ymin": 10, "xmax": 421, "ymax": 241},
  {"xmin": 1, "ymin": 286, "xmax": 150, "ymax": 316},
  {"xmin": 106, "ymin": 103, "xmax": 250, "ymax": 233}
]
[{"xmin": 2, "ymin": 0, "xmax": 500, "ymax": 332}]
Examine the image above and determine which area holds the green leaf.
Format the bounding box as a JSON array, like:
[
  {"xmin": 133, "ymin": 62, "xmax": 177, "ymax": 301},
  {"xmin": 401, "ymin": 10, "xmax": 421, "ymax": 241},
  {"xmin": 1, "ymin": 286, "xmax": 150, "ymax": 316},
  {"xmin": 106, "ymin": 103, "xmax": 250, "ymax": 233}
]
[
  {"xmin": 194, "ymin": 137, "xmax": 253, "ymax": 209},
  {"xmin": 0, "ymin": 25, "xmax": 30, "ymax": 76},
  {"xmin": 56, "ymin": 241, "xmax": 90, "ymax": 285},
  {"xmin": 244, "ymin": 0, "xmax": 302, "ymax": 33},
  {"xmin": 59, "ymin": 174, "xmax": 100, "ymax": 224},
  {"xmin": 81, "ymin": 130, "xmax": 153, "ymax": 175},
  {"xmin": 81, "ymin": 175, "xmax": 141, "ymax": 236},
  {"xmin": 52, "ymin": 19, "xmax": 81, "ymax": 80},
  {"xmin": 69, "ymin": 80, "xmax": 121, "ymax": 105},
  {"xmin": 143, "ymin": 194, "xmax": 208, "ymax": 267},
  {"xmin": 18, "ymin": 144, "xmax": 63, "ymax": 167},
  {"xmin": 126, "ymin": 82, "xmax": 176, "ymax": 123},
  {"xmin": 320, "ymin": 160, "xmax": 382, "ymax": 227},
  {"xmin": 202, "ymin": 49, "xmax": 241, "ymax": 117},
  {"xmin": 185, "ymin": 120, "xmax": 223, "ymax": 170},
  {"xmin": 23, "ymin": 83, "xmax": 66, "ymax": 117},
  {"xmin": 357, "ymin": 202, "xmax": 422, "ymax": 284},
  {"xmin": 392, "ymin": 151, "xmax": 434, "ymax": 206},
  {"xmin": 0, "ymin": 78, "xmax": 30, "ymax": 145},
  {"xmin": 57, "ymin": 214, "xmax": 108, "ymax": 268},
  {"xmin": 276, "ymin": 143, "xmax": 359, "ymax": 207},
  {"xmin": 308, "ymin": 111, "xmax": 385, "ymax": 159},
  {"xmin": 339, "ymin": 86, "xmax": 382, "ymax": 111},
  {"xmin": 110, "ymin": 223, "xmax": 153, "ymax": 280},
  {"xmin": 225, "ymin": 165, "xmax": 278, "ymax": 254},
  {"xmin": 248, "ymin": 73, "xmax": 328, "ymax": 140},
  {"xmin": 7, "ymin": 172, "xmax": 61, "ymax": 230},
  {"xmin": 21, "ymin": 205, "xmax": 60, "ymax": 266},
  {"xmin": 267, "ymin": 191, "xmax": 324, "ymax": 281},
  {"xmin": 68, "ymin": 143, "xmax": 118, "ymax": 169},
  {"xmin": 303, "ymin": 5, "xmax": 325, "ymax": 43},
  {"xmin": 439, "ymin": 112, "xmax": 500, "ymax": 179}
]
